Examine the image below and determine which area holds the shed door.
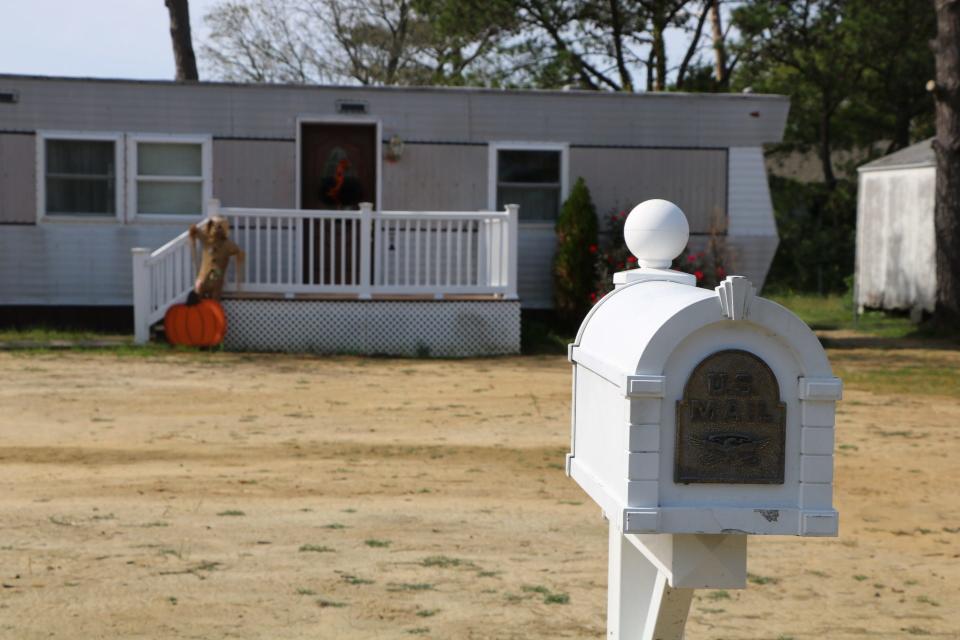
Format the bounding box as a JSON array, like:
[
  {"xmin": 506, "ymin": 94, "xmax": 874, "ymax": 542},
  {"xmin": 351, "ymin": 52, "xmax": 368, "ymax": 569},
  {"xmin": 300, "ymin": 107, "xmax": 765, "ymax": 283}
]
[{"xmin": 300, "ymin": 122, "xmax": 377, "ymax": 285}]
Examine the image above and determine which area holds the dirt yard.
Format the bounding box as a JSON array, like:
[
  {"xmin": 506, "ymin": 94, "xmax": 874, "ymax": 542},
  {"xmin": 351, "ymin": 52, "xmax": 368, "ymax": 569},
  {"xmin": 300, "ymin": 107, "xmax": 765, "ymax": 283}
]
[{"xmin": 0, "ymin": 346, "xmax": 957, "ymax": 639}]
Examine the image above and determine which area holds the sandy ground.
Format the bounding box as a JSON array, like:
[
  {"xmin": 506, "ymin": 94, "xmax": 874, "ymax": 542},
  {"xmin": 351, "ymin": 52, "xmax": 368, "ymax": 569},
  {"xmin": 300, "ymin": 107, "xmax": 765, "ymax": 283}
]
[{"xmin": 0, "ymin": 348, "xmax": 957, "ymax": 639}]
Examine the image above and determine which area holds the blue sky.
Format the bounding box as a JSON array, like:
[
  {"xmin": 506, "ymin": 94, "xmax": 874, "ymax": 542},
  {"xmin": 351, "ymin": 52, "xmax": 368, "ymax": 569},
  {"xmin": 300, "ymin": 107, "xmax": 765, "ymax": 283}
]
[{"xmin": 0, "ymin": 0, "xmax": 220, "ymax": 80}]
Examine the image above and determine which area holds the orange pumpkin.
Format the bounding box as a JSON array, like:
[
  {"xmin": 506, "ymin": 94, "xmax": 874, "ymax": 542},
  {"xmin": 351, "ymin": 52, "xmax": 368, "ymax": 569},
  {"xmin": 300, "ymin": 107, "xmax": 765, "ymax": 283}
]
[{"xmin": 164, "ymin": 298, "xmax": 227, "ymax": 347}]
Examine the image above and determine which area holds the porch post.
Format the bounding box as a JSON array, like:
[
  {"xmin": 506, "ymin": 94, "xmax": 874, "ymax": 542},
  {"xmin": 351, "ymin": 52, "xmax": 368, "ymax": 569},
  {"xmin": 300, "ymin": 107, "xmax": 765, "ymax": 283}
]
[
  {"xmin": 358, "ymin": 202, "xmax": 373, "ymax": 299},
  {"xmin": 131, "ymin": 247, "xmax": 151, "ymax": 344},
  {"xmin": 505, "ymin": 204, "xmax": 519, "ymax": 300}
]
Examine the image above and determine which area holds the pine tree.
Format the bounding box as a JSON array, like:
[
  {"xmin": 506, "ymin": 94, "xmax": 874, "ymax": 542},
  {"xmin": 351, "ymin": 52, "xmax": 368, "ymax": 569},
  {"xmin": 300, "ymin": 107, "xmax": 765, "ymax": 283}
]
[{"xmin": 553, "ymin": 177, "xmax": 599, "ymax": 327}]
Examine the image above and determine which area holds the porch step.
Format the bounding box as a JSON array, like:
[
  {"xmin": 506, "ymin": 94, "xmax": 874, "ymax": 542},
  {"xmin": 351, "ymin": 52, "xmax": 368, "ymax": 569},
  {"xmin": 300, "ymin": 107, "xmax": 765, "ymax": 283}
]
[{"xmin": 221, "ymin": 298, "xmax": 520, "ymax": 357}]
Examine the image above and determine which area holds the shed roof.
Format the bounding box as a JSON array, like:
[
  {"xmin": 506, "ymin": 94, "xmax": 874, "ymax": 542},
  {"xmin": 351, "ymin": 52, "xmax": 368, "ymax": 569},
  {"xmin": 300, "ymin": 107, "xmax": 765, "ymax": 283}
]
[{"xmin": 859, "ymin": 138, "xmax": 934, "ymax": 172}]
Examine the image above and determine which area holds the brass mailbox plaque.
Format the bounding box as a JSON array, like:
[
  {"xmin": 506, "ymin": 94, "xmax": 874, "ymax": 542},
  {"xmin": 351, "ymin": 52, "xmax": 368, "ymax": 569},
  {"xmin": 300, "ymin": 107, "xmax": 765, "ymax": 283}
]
[{"xmin": 675, "ymin": 349, "xmax": 785, "ymax": 484}]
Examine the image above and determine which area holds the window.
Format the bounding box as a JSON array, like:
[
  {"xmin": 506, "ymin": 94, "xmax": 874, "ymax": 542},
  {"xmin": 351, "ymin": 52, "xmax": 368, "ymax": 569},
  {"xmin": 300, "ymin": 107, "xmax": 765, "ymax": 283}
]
[
  {"xmin": 128, "ymin": 135, "xmax": 211, "ymax": 219},
  {"xmin": 491, "ymin": 144, "xmax": 568, "ymax": 222},
  {"xmin": 39, "ymin": 132, "xmax": 122, "ymax": 219}
]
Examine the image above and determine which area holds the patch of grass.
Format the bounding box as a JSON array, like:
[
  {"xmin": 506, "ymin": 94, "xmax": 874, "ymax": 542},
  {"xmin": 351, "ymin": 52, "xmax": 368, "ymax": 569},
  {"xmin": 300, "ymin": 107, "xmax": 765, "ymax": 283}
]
[
  {"xmin": 421, "ymin": 555, "xmax": 474, "ymax": 569},
  {"xmin": 766, "ymin": 292, "xmax": 914, "ymax": 338},
  {"xmin": 217, "ymin": 510, "xmax": 245, "ymax": 517},
  {"xmin": 699, "ymin": 607, "xmax": 725, "ymax": 614},
  {"xmin": 296, "ymin": 588, "xmax": 317, "ymax": 596},
  {"xmin": 167, "ymin": 596, "xmax": 178, "ymax": 605},
  {"xmin": 522, "ymin": 584, "xmax": 569, "ymax": 605},
  {"xmin": 853, "ymin": 575, "xmax": 869, "ymax": 582},
  {"xmin": 387, "ymin": 583, "xmax": 434, "ymax": 592},
  {"xmin": 406, "ymin": 628, "xmax": 430, "ymax": 635},
  {"xmin": 323, "ymin": 523, "xmax": 347, "ymax": 530},
  {"xmin": 416, "ymin": 609, "xmax": 439, "ymax": 618},
  {"xmin": 316, "ymin": 598, "xmax": 346, "ymax": 608},
  {"xmin": 902, "ymin": 627, "xmax": 931, "ymax": 636},
  {"xmin": 836, "ymin": 365, "xmax": 960, "ymax": 398},
  {"xmin": 916, "ymin": 595, "xmax": 940, "ymax": 607},
  {"xmin": 364, "ymin": 539, "xmax": 391, "ymax": 548},
  {"xmin": 747, "ymin": 573, "xmax": 780, "ymax": 586},
  {"xmin": 341, "ymin": 574, "xmax": 373, "ymax": 585},
  {"xmin": 158, "ymin": 560, "xmax": 222, "ymax": 579},
  {"xmin": 299, "ymin": 544, "xmax": 335, "ymax": 553},
  {"xmin": 477, "ymin": 571, "xmax": 500, "ymax": 578},
  {"xmin": 706, "ymin": 590, "xmax": 731, "ymax": 601}
]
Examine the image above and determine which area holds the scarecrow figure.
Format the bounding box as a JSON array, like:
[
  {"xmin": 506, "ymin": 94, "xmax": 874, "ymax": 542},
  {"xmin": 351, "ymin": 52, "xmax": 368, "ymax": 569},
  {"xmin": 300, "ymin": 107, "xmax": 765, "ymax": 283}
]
[{"xmin": 189, "ymin": 216, "xmax": 244, "ymax": 300}]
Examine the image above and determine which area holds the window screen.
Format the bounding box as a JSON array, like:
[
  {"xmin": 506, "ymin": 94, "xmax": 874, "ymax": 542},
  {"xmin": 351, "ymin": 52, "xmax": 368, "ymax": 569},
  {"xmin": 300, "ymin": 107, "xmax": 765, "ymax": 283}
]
[
  {"xmin": 496, "ymin": 149, "xmax": 562, "ymax": 222},
  {"xmin": 45, "ymin": 139, "xmax": 116, "ymax": 215},
  {"xmin": 135, "ymin": 142, "xmax": 204, "ymax": 215}
]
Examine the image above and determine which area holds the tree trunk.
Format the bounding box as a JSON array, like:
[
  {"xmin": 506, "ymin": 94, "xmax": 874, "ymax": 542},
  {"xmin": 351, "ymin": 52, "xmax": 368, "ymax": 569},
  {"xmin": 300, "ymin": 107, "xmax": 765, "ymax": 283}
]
[
  {"xmin": 609, "ymin": 0, "xmax": 634, "ymax": 91},
  {"xmin": 165, "ymin": 0, "xmax": 199, "ymax": 82},
  {"xmin": 819, "ymin": 101, "xmax": 837, "ymax": 189},
  {"xmin": 708, "ymin": 0, "xmax": 727, "ymax": 86},
  {"xmin": 932, "ymin": 0, "xmax": 960, "ymax": 325},
  {"xmin": 653, "ymin": 15, "xmax": 667, "ymax": 91},
  {"xmin": 676, "ymin": 1, "xmax": 710, "ymax": 89}
]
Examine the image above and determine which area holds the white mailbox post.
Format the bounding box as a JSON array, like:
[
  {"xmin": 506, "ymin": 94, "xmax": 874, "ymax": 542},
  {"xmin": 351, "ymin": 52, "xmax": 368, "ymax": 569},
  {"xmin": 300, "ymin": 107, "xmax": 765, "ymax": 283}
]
[{"xmin": 567, "ymin": 200, "xmax": 842, "ymax": 639}]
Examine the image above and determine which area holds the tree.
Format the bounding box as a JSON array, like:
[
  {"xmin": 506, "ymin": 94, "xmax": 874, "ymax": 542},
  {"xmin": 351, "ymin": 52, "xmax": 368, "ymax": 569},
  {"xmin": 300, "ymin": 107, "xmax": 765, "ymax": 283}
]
[
  {"xmin": 166, "ymin": 0, "xmax": 199, "ymax": 81},
  {"xmin": 200, "ymin": 0, "xmax": 511, "ymax": 85},
  {"xmin": 931, "ymin": 0, "xmax": 960, "ymax": 326},
  {"xmin": 733, "ymin": 0, "xmax": 863, "ymax": 189},
  {"xmin": 553, "ymin": 178, "xmax": 599, "ymax": 326}
]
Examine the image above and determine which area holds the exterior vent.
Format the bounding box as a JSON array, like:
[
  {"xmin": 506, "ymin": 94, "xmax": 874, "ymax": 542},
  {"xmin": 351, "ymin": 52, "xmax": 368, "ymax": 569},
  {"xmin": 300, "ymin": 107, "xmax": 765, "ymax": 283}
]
[
  {"xmin": 0, "ymin": 91, "xmax": 18, "ymax": 104},
  {"xmin": 336, "ymin": 100, "xmax": 368, "ymax": 115}
]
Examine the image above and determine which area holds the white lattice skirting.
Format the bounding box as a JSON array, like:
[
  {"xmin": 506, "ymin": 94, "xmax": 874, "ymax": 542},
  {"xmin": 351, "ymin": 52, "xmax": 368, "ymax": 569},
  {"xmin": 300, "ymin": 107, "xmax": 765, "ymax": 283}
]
[{"xmin": 221, "ymin": 299, "xmax": 521, "ymax": 357}]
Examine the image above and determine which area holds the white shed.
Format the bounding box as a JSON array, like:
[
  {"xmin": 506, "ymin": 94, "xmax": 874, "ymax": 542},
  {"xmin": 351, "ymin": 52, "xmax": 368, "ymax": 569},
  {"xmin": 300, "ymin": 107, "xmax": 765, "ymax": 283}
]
[{"xmin": 855, "ymin": 138, "xmax": 936, "ymax": 315}]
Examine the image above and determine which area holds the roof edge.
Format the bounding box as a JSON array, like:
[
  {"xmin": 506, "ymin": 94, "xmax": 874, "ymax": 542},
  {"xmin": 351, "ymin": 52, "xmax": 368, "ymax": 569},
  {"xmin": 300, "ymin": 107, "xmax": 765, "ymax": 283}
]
[{"xmin": 0, "ymin": 72, "xmax": 789, "ymax": 101}]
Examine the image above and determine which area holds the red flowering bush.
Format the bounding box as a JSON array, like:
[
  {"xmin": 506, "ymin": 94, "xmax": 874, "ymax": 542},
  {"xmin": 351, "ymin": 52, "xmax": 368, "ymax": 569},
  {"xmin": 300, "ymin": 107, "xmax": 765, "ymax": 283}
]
[{"xmin": 591, "ymin": 208, "xmax": 728, "ymax": 302}]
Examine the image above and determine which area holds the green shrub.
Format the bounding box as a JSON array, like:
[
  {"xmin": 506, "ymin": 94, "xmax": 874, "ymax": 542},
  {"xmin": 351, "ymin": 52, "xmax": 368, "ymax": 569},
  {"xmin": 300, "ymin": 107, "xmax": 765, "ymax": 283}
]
[{"xmin": 553, "ymin": 177, "xmax": 599, "ymax": 327}]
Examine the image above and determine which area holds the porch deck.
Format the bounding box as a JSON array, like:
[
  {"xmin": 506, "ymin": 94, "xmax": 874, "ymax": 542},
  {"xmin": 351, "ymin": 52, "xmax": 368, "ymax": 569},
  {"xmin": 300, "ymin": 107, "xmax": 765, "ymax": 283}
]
[{"xmin": 132, "ymin": 200, "xmax": 521, "ymax": 356}]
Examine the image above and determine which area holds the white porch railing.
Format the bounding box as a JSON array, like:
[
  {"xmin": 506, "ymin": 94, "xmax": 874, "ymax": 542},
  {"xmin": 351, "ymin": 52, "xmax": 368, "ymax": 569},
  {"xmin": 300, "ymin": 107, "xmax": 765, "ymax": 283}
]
[{"xmin": 132, "ymin": 199, "xmax": 519, "ymax": 343}]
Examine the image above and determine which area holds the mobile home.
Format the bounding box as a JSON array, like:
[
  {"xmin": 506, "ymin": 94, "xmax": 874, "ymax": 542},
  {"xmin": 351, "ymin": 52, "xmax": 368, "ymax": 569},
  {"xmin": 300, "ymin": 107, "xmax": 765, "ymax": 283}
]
[{"xmin": 0, "ymin": 75, "xmax": 787, "ymax": 352}]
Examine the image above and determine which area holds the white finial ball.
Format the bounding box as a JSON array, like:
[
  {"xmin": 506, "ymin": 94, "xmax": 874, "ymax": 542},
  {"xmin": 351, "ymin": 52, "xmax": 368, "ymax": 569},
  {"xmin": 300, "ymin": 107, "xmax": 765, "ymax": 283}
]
[{"xmin": 623, "ymin": 199, "xmax": 690, "ymax": 268}]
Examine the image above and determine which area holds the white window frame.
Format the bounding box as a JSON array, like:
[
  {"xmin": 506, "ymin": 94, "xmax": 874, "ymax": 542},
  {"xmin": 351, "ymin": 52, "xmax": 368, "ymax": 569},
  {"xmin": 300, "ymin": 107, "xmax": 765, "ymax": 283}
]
[
  {"xmin": 126, "ymin": 133, "xmax": 213, "ymax": 222},
  {"xmin": 36, "ymin": 130, "xmax": 124, "ymax": 223},
  {"xmin": 487, "ymin": 141, "xmax": 570, "ymax": 227},
  {"xmin": 295, "ymin": 115, "xmax": 383, "ymax": 211}
]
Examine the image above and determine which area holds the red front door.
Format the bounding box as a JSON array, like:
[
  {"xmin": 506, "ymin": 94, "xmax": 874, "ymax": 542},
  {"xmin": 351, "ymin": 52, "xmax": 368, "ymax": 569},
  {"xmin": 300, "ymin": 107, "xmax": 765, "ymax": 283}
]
[{"xmin": 300, "ymin": 122, "xmax": 377, "ymax": 285}]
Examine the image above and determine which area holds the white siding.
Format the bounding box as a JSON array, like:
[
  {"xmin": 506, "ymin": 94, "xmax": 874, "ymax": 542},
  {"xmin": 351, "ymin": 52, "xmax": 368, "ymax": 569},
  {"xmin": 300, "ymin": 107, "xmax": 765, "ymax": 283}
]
[
  {"xmin": 214, "ymin": 139, "xmax": 296, "ymax": 209},
  {"xmin": 855, "ymin": 167, "xmax": 936, "ymax": 312},
  {"xmin": 382, "ymin": 143, "xmax": 487, "ymax": 211},
  {"xmin": 0, "ymin": 75, "xmax": 788, "ymax": 148},
  {"xmin": 570, "ymin": 147, "xmax": 726, "ymax": 233},
  {"xmin": 0, "ymin": 224, "xmax": 186, "ymax": 305},
  {"xmin": 517, "ymin": 225, "xmax": 557, "ymax": 309},
  {"xmin": 727, "ymin": 147, "xmax": 778, "ymax": 288}
]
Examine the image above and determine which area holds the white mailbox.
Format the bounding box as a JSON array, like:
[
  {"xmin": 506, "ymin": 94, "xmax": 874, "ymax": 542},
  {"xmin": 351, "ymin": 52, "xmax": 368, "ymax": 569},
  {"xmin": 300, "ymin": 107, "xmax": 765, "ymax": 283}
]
[{"xmin": 567, "ymin": 200, "xmax": 842, "ymax": 639}]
